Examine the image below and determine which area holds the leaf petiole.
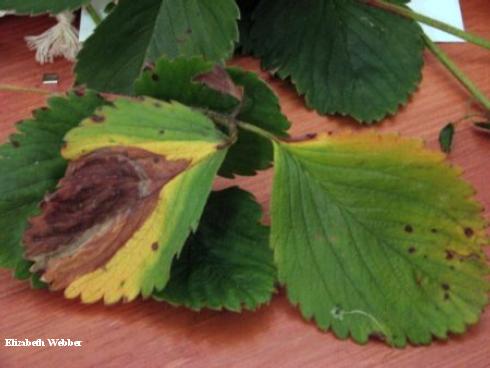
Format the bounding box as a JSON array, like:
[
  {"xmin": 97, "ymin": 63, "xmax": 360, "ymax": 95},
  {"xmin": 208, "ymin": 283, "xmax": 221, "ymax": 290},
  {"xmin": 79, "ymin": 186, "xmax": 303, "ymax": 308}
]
[
  {"xmin": 198, "ymin": 109, "xmax": 280, "ymax": 144},
  {"xmin": 363, "ymin": 0, "xmax": 490, "ymax": 50},
  {"xmin": 236, "ymin": 121, "xmax": 280, "ymax": 142},
  {"xmin": 423, "ymin": 35, "xmax": 490, "ymax": 111}
]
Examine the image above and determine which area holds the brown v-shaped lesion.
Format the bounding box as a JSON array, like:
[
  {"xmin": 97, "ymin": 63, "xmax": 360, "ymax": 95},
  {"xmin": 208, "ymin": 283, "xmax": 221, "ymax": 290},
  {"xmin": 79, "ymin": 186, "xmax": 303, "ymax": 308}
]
[{"xmin": 23, "ymin": 147, "xmax": 190, "ymax": 290}]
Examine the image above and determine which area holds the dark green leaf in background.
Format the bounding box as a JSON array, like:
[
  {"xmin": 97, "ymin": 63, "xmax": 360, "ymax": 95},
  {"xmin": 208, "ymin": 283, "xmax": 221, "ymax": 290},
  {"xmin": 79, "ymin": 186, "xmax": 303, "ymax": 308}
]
[
  {"xmin": 75, "ymin": 0, "xmax": 240, "ymax": 94},
  {"xmin": 235, "ymin": 0, "xmax": 260, "ymax": 54},
  {"xmin": 0, "ymin": 0, "xmax": 88, "ymax": 14},
  {"xmin": 248, "ymin": 0, "xmax": 424, "ymax": 123},
  {"xmin": 155, "ymin": 187, "xmax": 276, "ymax": 311}
]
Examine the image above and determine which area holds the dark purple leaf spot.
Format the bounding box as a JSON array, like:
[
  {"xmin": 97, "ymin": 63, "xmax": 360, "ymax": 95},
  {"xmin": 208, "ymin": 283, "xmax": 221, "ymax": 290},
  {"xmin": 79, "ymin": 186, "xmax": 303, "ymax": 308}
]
[
  {"xmin": 445, "ymin": 250, "xmax": 454, "ymax": 260},
  {"xmin": 91, "ymin": 115, "xmax": 105, "ymax": 123}
]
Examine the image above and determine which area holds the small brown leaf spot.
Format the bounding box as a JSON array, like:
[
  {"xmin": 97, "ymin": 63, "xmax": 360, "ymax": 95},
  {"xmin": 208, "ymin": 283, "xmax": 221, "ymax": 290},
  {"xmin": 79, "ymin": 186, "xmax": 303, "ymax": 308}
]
[
  {"xmin": 444, "ymin": 292, "xmax": 450, "ymax": 301},
  {"xmin": 151, "ymin": 242, "xmax": 159, "ymax": 251},
  {"xmin": 327, "ymin": 131, "xmax": 333, "ymax": 136},
  {"xmin": 154, "ymin": 102, "xmax": 162, "ymax": 108},
  {"xmin": 120, "ymin": 281, "xmax": 125, "ymax": 287},
  {"xmin": 445, "ymin": 250, "xmax": 454, "ymax": 260},
  {"xmin": 408, "ymin": 246, "xmax": 416, "ymax": 254},
  {"xmin": 464, "ymin": 227, "xmax": 474, "ymax": 238},
  {"xmin": 431, "ymin": 228, "xmax": 438, "ymax": 233},
  {"xmin": 158, "ymin": 129, "xmax": 165, "ymax": 135},
  {"xmin": 11, "ymin": 140, "xmax": 20, "ymax": 148},
  {"xmin": 151, "ymin": 73, "xmax": 159, "ymax": 82},
  {"xmin": 423, "ymin": 254, "xmax": 428, "ymax": 259},
  {"xmin": 186, "ymin": 28, "xmax": 192, "ymax": 34},
  {"xmin": 441, "ymin": 283, "xmax": 450, "ymax": 291},
  {"xmin": 306, "ymin": 133, "xmax": 317, "ymax": 139},
  {"xmin": 153, "ymin": 157, "xmax": 160, "ymax": 164},
  {"xmin": 450, "ymin": 265, "xmax": 455, "ymax": 270},
  {"xmin": 369, "ymin": 332, "xmax": 386, "ymax": 342},
  {"xmin": 404, "ymin": 225, "xmax": 413, "ymax": 233},
  {"xmin": 91, "ymin": 115, "xmax": 105, "ymax": 123}
]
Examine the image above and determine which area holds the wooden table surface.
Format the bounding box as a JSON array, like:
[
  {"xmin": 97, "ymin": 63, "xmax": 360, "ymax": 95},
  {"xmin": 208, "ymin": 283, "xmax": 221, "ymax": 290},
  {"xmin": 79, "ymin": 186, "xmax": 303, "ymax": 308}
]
[{"xmin": 0, "ymin": 2, "xmax": 489, "ymax": 367}]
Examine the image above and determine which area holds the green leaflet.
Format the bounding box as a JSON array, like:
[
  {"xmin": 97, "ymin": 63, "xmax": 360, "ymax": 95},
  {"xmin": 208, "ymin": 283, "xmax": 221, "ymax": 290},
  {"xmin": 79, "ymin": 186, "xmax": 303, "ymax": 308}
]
[
  {"xmin": 0, "ymin": 0, "xmax": 88, "ymax": 14},
  {"xmin": 17, "ymin": 97, "xmax": 229, "ymax": 303},
  {"xmin": 249, "ymin": 0, "xmax": 424, "ymax": 123},
  {"xmin": 0, "ymin": 91, "xmax": 107, "ymax": 273},
  {"xmin": 155, "ymin": 187, "xmax": 276, "ymax": 312},
  {"xmin": 271, "ymin": 132, "xmax": 489, "ymax": 347},
  {"xmin": 135, "ymin": 57, "xmax": 290, "ymax": 177},
  {"xmin": 75, "ymin": 0, "xmax": 240, "ymax": 94}
]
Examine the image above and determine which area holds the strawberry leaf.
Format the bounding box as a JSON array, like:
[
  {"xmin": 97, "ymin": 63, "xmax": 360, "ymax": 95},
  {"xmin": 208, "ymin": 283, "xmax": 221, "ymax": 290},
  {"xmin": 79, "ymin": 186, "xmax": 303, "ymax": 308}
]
[
  {"xmin": 0, "ymin": 91, "xmax": 107, "ymax": 273},
  {"xmin": 24, "ymin": 97, "xmax": 228, "ymax": 304},
  {"xmin": 271, "ymin": 132, "xmax": 489, "ymax": 347},
  {"xmin": 248, "ymin": 0, "xmax": 424, "ymax": 123},
  {"xmin": 155, "ymin": 187, "xmax": 276, "ymax": 312},
  {"xmin": 75, "ymin": 0, "xmax": 239, "ymax": 94},
  {"xmin": 135, "ymin": 57, "xmax": 290, "ymax": 177}
]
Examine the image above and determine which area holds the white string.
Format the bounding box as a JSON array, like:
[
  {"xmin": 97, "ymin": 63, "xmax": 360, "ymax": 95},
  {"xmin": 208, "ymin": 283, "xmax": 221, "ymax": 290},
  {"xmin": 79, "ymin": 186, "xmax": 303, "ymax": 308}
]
[
  {"xmin": 331, "ymin": 307, "xmax": 390, "ymax": 338},
  {"xmin": 25, "ymin": 11, "xmax": 80, "ymax": 64}
]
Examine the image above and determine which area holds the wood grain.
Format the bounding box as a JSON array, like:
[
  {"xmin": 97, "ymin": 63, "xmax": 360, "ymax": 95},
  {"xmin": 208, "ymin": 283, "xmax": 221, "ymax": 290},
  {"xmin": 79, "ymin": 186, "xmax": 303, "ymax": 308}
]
[{"xmin": 0, "ymin": 2, "xmax": 489, "ymax": 367}]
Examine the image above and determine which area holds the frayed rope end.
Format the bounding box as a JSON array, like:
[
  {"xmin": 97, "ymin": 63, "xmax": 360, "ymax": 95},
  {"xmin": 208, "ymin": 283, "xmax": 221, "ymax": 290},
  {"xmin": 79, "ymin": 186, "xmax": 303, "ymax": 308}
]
[{"xmin": 25, "ymin": 12, "xmax": 80, "ymax": 64}]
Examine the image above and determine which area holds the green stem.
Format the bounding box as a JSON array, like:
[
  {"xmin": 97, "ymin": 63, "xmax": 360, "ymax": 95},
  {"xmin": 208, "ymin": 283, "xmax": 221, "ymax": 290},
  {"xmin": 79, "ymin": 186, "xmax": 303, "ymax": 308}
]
[
  {"xmin": 424, "ymin": 35, "xmax": 490, "ymax": 111},
  {"xmin": 0, "ymin": 84, "xmax": 54, "ymax": 95},
  {"xmin": 197, "ymin": 108, "xmax": 279, "ymax": 143},
  {"xmin": 237, "ymin": 121, "xmax": 279, "ymax": 142},
  {"xmin": 364, "ymin": 0, "xmax": 490, "ymax": 50},
  {"xmin": 86, "ymin": 3, "xmax": 102, "ymax": 26}
]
